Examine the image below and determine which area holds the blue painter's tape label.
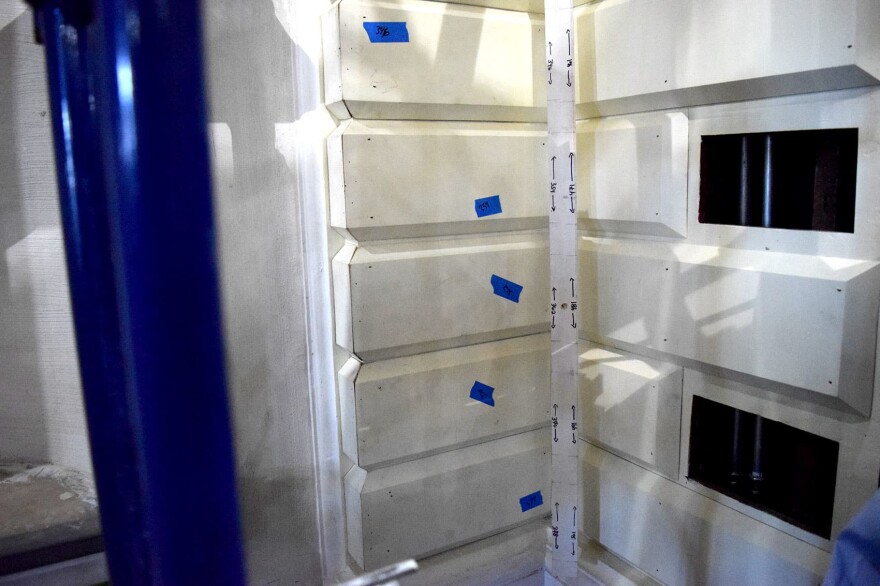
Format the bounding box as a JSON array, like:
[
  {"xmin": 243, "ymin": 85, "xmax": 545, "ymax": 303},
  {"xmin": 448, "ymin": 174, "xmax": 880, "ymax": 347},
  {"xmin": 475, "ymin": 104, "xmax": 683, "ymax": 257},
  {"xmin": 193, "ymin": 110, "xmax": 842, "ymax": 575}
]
[
  {"xmin": 520, "ymin": 491, "xmax": 543, "ymax": 512},
  {"xmin": 363, "ymin": 22, "xmax": 409, "ymax": 43},
  {"xmin": 491, "ymin": 274, "xmax": 523, "ymax": 303},
  {"xmin": 475, "ymin": 195, "xmax": 502, "ymax": 217},
  {"xmin": 469, "ymin": 381, "xmax": 495, "ymax": 407}
]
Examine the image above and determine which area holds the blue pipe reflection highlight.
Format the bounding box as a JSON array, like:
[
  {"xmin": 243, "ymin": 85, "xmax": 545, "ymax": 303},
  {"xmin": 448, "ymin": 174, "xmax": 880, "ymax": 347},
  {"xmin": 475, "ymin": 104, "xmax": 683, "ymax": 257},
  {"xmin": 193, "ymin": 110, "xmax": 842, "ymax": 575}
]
[{"xmin": 38, "ymin": 4, "xmax": 152, "ymax": 579}]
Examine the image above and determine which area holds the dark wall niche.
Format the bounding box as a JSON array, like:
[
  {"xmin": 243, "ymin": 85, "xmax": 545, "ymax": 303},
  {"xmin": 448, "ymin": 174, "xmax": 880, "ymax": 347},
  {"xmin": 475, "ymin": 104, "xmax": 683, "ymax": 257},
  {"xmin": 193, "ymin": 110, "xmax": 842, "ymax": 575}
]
[
  {"xmin": 699, "ymin": 129, "xmax": 858, "ymax": 232},
  {"xmin": 688, "ymin": 396, "xmax": 838, "ymax": 539}
]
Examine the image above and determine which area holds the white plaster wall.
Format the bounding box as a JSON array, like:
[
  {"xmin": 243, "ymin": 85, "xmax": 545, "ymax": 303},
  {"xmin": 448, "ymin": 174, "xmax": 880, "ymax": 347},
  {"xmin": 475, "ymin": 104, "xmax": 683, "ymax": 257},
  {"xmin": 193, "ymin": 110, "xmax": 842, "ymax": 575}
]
[
  {"xmin": 324, "ymin": 0, "xmax": 546, "ymax": 121},
  {"xmin": 340, "ymin": 335, "xmax": 550, "ymax": 468},
  {"xmin": 579, "ymin": 237, "xmax": 880, "ymax": 415},
  {"xmin": 579, "ymin": 342, "xmax": 682, "ymax": 480},
  {"xmin": 573, "ymin": 1, "xmax": 880, "ymax": 579},
  {"xmin": 346, "ymin": 429, "xmax": 550, "ymax": 570},
  {"xmin": 582, "ymin": 443, "xmax": 830, "ymax": 585},
  {"xmin": 333, "ymin": 233, "xmax": 550, "ymax": 361},
  {"xmin": 574, "ymin": 0, "xmax": 880, "ymax": 117},
  {"xmin": 202, "ymin": 1, "xmax": 324, "ymax": 583},
  {"xmin": 577, "ymin": 111, "xmax": 688, "ymax": 238},
  {"xmin": 329, "ymin": 120, "xmax": 548, "ymax": 240},
  {"xmin": 0, "ymin": 1, "xmax": 92, "ymax": 475}
]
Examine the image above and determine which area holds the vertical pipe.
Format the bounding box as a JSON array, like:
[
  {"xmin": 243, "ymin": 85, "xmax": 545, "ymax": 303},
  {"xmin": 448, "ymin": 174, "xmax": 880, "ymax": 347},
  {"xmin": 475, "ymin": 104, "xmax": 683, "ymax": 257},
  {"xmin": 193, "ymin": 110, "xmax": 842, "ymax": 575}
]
[
  {"xmin": 90, "ymin": 0, "xmax": 247, "ymax": 582},
  {"xmin": 762, "ymin": 134, "xmax": 773, "ymax": 228},
  {"xmin": 37, "ymin": 4, "xmax": 151, "ymax": 580},
  {"xmin": 32, "ymin": 0, "xmax": 246, "ymax": 582},
  {"xmin": 730, "ymin": 409, "xmax": 744, "ymax": 486},
  {"xmin": 739, "ymin": 135, "xmax": 751, "ymax": 225},
  {"xmin": 751, "ymin": 416, "xmax": 765, "ymax": 496}
]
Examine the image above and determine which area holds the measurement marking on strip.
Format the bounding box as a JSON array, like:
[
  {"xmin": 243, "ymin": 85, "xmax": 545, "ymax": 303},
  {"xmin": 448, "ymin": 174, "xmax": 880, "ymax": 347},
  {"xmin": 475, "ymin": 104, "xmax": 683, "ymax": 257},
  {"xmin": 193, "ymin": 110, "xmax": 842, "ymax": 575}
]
[{"xmin": 546, "ymin": 0, "xmax": 580, "ymax": 580}]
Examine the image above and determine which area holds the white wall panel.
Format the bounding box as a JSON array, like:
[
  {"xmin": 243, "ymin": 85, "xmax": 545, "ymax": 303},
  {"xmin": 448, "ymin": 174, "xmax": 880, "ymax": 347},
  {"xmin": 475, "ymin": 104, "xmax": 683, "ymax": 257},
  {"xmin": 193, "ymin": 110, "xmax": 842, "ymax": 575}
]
[
  {"xmin": 678, "ymin": 369, "xmax": 880, "ymax": 547},
  {"xmin": 333, "ymin": 233, "xmax": 550, "ymax": 362},
  {"xmin": 323, "ymin": 0, "xmax": 546, "ymax": 121},
  {"xmin": 684, "ymin": 87, "xmax": 880, "ymax": 262},
  {"xmin": 579, "ymin": 342, "xmax": 682, "ymax": 479},
  {"xmin": 328, "ymin": 120, "xmax": 547, "ymax": 240},
  {"xmin": 577, "ymin": 111, "xmax": 687, "ymax": 238},
  {"xmin": 346, "ymin": 429, "xmax": 549, "ymax": 570},
  {"xmin": 574, "ymin": 0, "xmax": 880, "ymax": 117},
  {"xmin": 579, "ymin": 237, "xmax": 880, "ymax": 415},
  {"xmin": 340, "ymin": 335, "xmax": 549, "ymax": 468},
  {"xmin": 582, "ymin": 444, "xmax": 830, "ymax": 585}
]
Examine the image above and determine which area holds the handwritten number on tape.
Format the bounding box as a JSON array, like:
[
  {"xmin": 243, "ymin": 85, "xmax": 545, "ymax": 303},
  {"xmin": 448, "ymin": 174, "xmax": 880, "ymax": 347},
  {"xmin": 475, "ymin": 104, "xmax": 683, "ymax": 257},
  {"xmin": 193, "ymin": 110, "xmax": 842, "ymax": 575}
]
[
  {"xmin": 520, "ymin": 490, "xmax": 544, "ymax": 512},
  {"xmin": 363, "ymin": 22, "xmax": 409, "ymax": 43},
  {"xmin": 491, "ymin": 274, "xmax": 523, "ymax": 303},
  {"xmin": 474, "ymin": 195, "xmax": 502, "ymax": 218},
  {"xmin": 469, "ymin": 381, "xmax": 495, "ymax": 407}
]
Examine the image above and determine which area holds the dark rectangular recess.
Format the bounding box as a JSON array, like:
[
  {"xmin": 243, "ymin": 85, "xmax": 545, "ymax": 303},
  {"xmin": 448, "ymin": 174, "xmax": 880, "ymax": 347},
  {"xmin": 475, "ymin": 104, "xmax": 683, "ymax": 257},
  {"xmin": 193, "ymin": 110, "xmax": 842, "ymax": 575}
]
[
  {"xmin": 688, "ymin": 396, "xmax": 839, "ymax": 539},
  {"xmin": 698, "ymin": 128, "xmax": 858, "ymax": 232}
]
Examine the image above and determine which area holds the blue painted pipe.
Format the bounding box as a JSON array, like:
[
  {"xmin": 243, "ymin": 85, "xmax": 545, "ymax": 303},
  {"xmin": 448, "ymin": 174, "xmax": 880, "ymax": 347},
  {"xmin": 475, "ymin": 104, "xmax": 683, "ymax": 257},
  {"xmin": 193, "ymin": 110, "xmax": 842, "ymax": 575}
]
[
  {"xmin": 37, "ymin": 4, "xmax": 153, "ymax": 580},
  {"xmin": 32, "ymin": 1, "xmax": 246, "ymax": 583}
]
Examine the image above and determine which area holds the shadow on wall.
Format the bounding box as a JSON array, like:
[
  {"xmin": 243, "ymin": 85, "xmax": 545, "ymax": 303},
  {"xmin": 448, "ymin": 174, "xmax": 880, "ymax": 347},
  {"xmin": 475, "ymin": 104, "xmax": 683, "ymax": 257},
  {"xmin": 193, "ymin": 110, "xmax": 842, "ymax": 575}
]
[{"xmin": 0, "ymin": 4, "xmax": 91, "ymax": 475}]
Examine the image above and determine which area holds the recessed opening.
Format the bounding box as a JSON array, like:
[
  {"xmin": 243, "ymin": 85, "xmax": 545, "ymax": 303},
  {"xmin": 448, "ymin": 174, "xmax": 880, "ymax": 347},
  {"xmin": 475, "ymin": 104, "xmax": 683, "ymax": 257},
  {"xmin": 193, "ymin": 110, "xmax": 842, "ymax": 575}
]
[
  {"xmin": 688, "ymin": 396, "xmax": 839, "ymax": 539},
  {"xmin": 699, "ymin": 129, "xmax": 858, "ymax": 232}
]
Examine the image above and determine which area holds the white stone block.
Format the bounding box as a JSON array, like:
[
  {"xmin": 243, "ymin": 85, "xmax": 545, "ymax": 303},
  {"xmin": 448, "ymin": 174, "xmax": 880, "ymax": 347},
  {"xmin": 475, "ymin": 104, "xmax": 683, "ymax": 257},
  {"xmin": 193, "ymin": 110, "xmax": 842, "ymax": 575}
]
[
  {"xmin": 579, "ymin": 237, "xmax": 880, "ymax": 415},
  {"xmin": 577, "ymin": 112, "xmax": 688, "ymax": 238},
  {"xmin": 340, "ymin": 335, "xmax": 549, "ymax": 468},
  {"xmin": 684, "ymin": 88, "xmax": 880, "ymax": 263},
  {"xmin": 333, "ymin": 233, "xmax": 550, "ymax": 362},
  {"xmin": 679, "ymin": 369, "xmax": 880, "ymax": 542},
  {"xmin": 574, "ymin": 0, "xmax": 880, "ymax": 117},
  {"xmin": 346, "ymin": 429, "xmax": 550, "ymax": 570},
  {"xmin": 579, "ymin": 342, "xmax": 682, "ymax": 479},
  {"xmin": 328, "ymin": 120, "xmax": 547, "ymax": 240},
  {"xmin": 582, "ymin": 444, "xmax": 830, "ymax": 585},
  {"xmin": 323, "ymin": 0, "xmax": 546, "ymax": 122}
]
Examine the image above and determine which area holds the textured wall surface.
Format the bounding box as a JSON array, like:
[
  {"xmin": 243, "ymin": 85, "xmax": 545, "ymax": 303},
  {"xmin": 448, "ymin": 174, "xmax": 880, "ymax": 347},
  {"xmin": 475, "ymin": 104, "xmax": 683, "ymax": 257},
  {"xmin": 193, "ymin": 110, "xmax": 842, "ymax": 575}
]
[
  {"xmin": 0, "ymin": 0, "xmax": 92, "ymax": 475},
  {"xmin": 203, "ymin": 1, "xmax": 322, "ymax": 583}
]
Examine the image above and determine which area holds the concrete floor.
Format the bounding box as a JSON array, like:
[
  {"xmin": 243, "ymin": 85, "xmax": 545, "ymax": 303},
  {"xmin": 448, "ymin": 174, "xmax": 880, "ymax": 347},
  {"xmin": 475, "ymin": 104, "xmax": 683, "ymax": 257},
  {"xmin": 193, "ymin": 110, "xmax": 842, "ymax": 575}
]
[{"xmin": 0, "ymin": 464, "xmax": 100, "ymax": 565}]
